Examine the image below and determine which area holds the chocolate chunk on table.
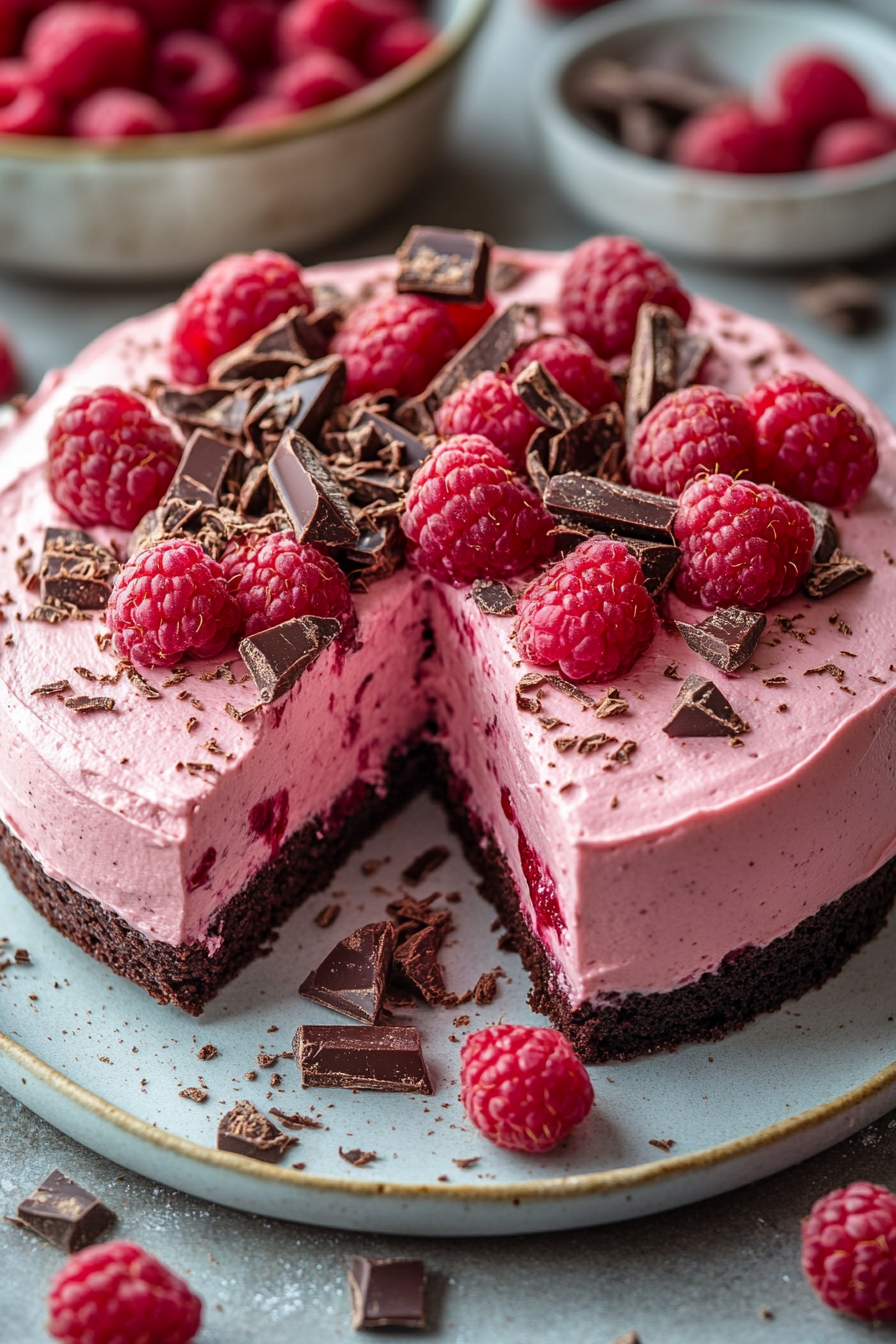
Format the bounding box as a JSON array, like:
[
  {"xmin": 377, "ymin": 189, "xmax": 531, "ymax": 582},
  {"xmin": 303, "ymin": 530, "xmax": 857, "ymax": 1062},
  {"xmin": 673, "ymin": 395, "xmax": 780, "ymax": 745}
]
[
  {"xmin": 663, "ymin": 674, "xmax": 750, "ymax": 738},
  {"xmin": 675, "ymin": 607, "xmax": 766, "ymax": 672},
  {"xmin": 512, "ymin": 360, "xmax": 588, "ymax": 433},
  {"xmin": 420, "ymin": 302, "xmax": 539, "ymax": 412},
  {"xmin": 269, "ymin": 429, "xmax": 359, "ymax": 546},
  {"xmin": 471, "ymin": 579, "xmax": 517, "ymax": 615},
  {"xmin": 803, "ymin": 548, "xmax": 871, "ymax": 599},
  {"xmin": 396, "ymin": 225, "xmax": 492, "ymax": 304},
  {"xmin": 802, "ymin": 500, "xmax": 840, "ymax": 564},
  {"xmin": 625, "ymin": 303, "xmax": 683, "ymax": 439},
  {"xmin": 167, "ymin": 430, "xmax": 242, "ymax": 507},
  {"xmin": 217, "ymin": 1100, "xmax": 296, "ymax": 1162},
  {"xmin": 294, "ymin": 1024, "xmax": 434, "ymax": 1094},
  {"xmin": 544, "ymin": 475, "xmax": 678, "ymax": 543},
  {"xmin": 15, "ymin": 1170, "xmax": 115, "ymax": 1252},
  {"xmin": 348, "ymin": 1256, "xmax": 427, "ymax": 1331},
  {"xmin": 39, "ymin": 528, "xmax": 119, "ymax": 610},
  {"xmin": 300, "ymin": 921, "xmax": 396, "ymax": 1023},
  {"xmin": 240, "ymin": 614, "xmax": 342, "ymax": 703}
]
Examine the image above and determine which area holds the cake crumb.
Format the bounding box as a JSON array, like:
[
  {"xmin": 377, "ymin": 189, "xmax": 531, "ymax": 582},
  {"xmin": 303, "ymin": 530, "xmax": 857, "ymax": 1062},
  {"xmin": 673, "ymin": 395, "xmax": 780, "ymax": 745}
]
[
  {"xmin": 179, "ymin": 1087, "xmax": 207, "ymax": 1103},
  {"xmin": 197, "ymin": 1043, "xmax": 217, "ymax": 1060}
]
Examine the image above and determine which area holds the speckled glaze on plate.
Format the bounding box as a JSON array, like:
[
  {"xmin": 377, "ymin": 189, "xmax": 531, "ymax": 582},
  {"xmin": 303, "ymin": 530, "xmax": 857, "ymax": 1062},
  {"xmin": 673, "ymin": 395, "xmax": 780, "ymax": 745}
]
[{"xmin": 1, "ymin": 791, "xmax": 895, "ymax": 1236}]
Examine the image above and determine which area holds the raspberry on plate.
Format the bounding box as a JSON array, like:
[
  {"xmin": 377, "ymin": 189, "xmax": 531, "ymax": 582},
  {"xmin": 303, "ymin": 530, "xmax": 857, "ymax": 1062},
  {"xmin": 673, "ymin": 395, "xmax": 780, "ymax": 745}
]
[
  {"xmin": 744, "ymin": 371, "xmax": 878, "ymax": 509},
  {"xmin": 71, "ymin": 88, "xmax": 175, "ymax": 140},
  {"xmin": 401, "ymin": 433, "xmax": 555, "ymax": 585},
  {"xmin": 801, "ymin": 1181, "xmax": 896, "ymax": 1320},
  {"xmin": 674, "ymin": 473, "xmax": 815, "ymax": 612},
  {"xmin": 108, "ymin": 538, "xmax": 241, "ymax": 667},
  {"xmin": 516, "ymin": 536, "xmax": 656, "ymax": 683},
  {"xmin": 509, "ymin": 333, "xmax": 617, "ymax": 415},
  {"xmin": 221, "ymin": 531, "xmax": 354, "ymax": 637},
  {"xmin": 47, "ymin": 385, "xmax": 181, "ymax": 530},
  {"xmin": 47, "ymin": 1239, "xmax": 202, "ymax": 1344},
  {"xmin": 559, "ymin": 235, "xmax": 691, "ymax": 361},
  {"xmin": 627, "ymin": 385, "xmax": 756, "ymax": 498},
  {"xmin": 151, "ymin": 30, "xmax": 245, "ymax": 132},
  {"xmin": 810, "ymin": 118, "xmax": 896, "ymax": 170},
  {"xmin": 460, "ymin": 1024, "xmax": 594, "ymax": 1154},
  {"xmin": 332, "ymin": 291, "xmax": 457, "ymax": 401},
  {"xmin": 770, "ymin": 52, "xmax": 871, "ymax": 139},
  {"xmin": 671, "ymin": 102, "xmax": 803, "ymax": 175},
  {"xmin": 434, "ymin": 370, "xmax": 540, "ymax": 468},
  {"xmin": 170, "ymin": 248, "xmax": 314, "ymax": 387},
  {"xmin": 25, "ymin": 3, "xmax": 149, "ymax": 104},
  {"xmin": 271, "ymin": 49, "xmax": 365, "ymax": 110}
]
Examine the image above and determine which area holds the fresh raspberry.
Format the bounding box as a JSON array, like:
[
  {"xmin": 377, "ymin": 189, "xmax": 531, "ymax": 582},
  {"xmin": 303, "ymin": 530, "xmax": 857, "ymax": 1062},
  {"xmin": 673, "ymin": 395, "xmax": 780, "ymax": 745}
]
[
  {"xmin": 129, "ymin": 0, "xmax": 212, "ymax": 34},
  {"xmin": 434, "ymin": 371, "xmax": 540, "ymax": 468},
  {"xmin": 25, "ymin": 3, "xmax": 149, "ymax": 103},
  {"xmin": 0, "ymin": 57, "xmax": 29, "ymax": 104},
  {"xmin": 401, "ymin": 433, "xmax": 555, "ymax": 585},
  {"xmin": 671, "ymin": 102, "xmax": 803, "ymax": 174},
  {"xmin": 151, "ymin": 30, "xmax": 244, "ymax": 132},
  {"xmin": 0, "ymin": 6, "xmax": 22, "ymax": 60},
  {"xmin": 559, "ymin": 235, "xmax": 691, "ymax": 361},
  {"xmin": 108, "ymin": 538, "xmax": 240, "ymax": 666},
  {"xmin": 509, "ymin": 333, "xmax": 618, "ymax": 415},
  {"xmin": 221, "ymin": 93, "xmax": 294, "ymax": 129},
  {"xmin": 771, "ymin": 53, "xmax": 870, "ymax": 140},
  {"xmin": 47, "ymin": 386, "xmax": 181, "ymax": 530},
  {"xmin": 0, "ymin": 79, "xmax": 60, "ymax": 133},
  {"xmin": 170, "ymin": 249, "xmax": 313, "ymax": 387},
  {"xmin": 460, "ymin": 1024, "xmax": 594, "ymax": 1154},
  {"xmin": 46, "ymin": 1239, "xmax": 202, "ymax": 1344},
  {"xmin": 810, "ymin": 117, "xmax": 896, "ymax": 169},
  {"xmin": 277, "ymin": 0, "xmax": 373, "ymax": 62},
  {"xmin": 744, "ymin": 372, "xmax": 878, "ymax": 509},
  {"xmin": 443, "ymin": 295, "xmax": 495, "ymax": 347},
  {"xmin": 628, "ymin": 385, "xmax": 756, "ymax": 498},
  {"xmin": 674, "ymin": 473, "xmax": 814, "ymax": 612},
  {"xmin": 802, "ymin": 1181, "xmax": 896, "ymax": 1320},
  {"xmin": 516, "ymin": 536, "xmax": 656, "ymax": 683},
  {"xmin": 211, "ymin": 0, "xmax": 279, "ymax": 67},
  {"xmin": 0, "ymin": 320, "xmax": 21, "ymax": 402},
  {"xmin": 221, "ymin": 531, "xmax": 354, "ymax": 638},
  {"xmin": 362, "ymin": 16, "xmax": 436, "ymax": 77},
  {"xmin": 71, "ymin": 87, "xmax": 175, "ymax": 139},
  {"xmin": 271, "ymin": 49, "xmax": 365, "ymax": 110},
  {"xmin": 332, "ymin": 291, "xmax": 457, "ymax": 401}
]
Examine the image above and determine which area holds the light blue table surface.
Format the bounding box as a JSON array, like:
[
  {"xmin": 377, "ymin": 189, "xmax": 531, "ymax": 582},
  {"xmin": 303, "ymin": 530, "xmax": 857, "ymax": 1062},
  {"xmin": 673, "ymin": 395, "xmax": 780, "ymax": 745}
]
[{"xmin": 4, "ymin": 1, "xmax": 896, "ymax": 1339}]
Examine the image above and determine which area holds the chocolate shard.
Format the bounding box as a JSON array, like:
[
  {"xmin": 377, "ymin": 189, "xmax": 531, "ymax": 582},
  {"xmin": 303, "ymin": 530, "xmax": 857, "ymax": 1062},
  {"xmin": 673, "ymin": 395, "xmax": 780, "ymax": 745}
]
[
  {"xmin": 240, "ymin": 614, "xmax": 342, "ymax": 703},
  {"xmin": 238, "ymin": 461, "xmax": 273, "ymax": 516},
  {"xmin": 525, "ymin": 427, "xmax": 552, "ymax": 497},
  {"xmin": 348, "ymin": 408, "xmax": 430, "ymax": 469},
  {"xmin": 802, "ymin": 500, "xmax": 840, "ymax": 564},
  {"xmin": 675, "ymin": 607, "xmax": 766, "ymax": 672},
  {"xmin": 512, "ymin": 360, "xmax": 589, "ymax": 433},
  {"xmin": 283, "ymin": 355, "xmax": 347, "ymax": 442},
  {"xmin": 544, "ymin": 475, "xmax": 678, "ymax": 543},
  {"xmin": 64, "ymin": 696, "xmax": 115, "ymax": 713},
  {"xmin": 803, "ymin": 548, "xmax": 871, "ymax": 599},
  {"xmin": 625, "ymin": 303, "xmax": 683, "ymax": 439},
  {"xmin": 294, "ymin": 1024, "xmax": 434, "ymax": 1094},
  {"xmin": 421, "ymin": 302, "xmax": 540, "ymax": 412},
  {"xmin": 548, "ymin": 403, "xmax": 625, "ymax": 479},
  {"xmin": 392, "ymin": 925, "xmax": 448, "ymax": 1005},
  {"xmin": 217, "ymin": 1100, "xmax": 296, "ymax": 1163},
  {"xmin": 16, "ymin": 1170, "xmax": 116, "ymax": 1252},
  {"xmin": 167, "ymin": 430, "xmax": 242, "ymax": 507},
  {"xmin": 401, "ymin": 844, "xmax": 450, "ymax": 884},
  {"xmin": 208, "ymin": 306, "xmax": 312, "ymax": 384},
  {"xmin": 663, "ymin": 674, "xmax": 750, "ymax": 738},
  {"xmin": 621, "ymin": 536, "xmax": 680, "ymax": 598},
  {"xmin": 299, "ymin": 921, "xmax": 396, "ymax": 1023},
  {"xmin": 396, "ymin": 224, "xmax": 492, "ymax": 304},
  {"xmin": 348, "ymin": 1257, "xmax": 427, "ymax": 1331},
  {"xmin": 676, "ymin": 331, "xmax": 712, "ymax": 388},
  {"xmin": 39, "ymin": 528, "xmax": 119, "ymax": 610},
  {"xmin": 269, "ymin": 429, "xmax": 359, "ymax": 546},
  {"xmin": 471, "ymin": 578, "xmax": 517, "ymax": 616}
]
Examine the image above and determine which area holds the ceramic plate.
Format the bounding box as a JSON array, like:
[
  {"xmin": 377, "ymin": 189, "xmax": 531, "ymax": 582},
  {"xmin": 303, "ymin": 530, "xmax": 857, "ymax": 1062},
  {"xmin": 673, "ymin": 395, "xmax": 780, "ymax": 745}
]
[{"xmin": 1, "ymin": 792, "xmax": 894, "ymax": 1237}]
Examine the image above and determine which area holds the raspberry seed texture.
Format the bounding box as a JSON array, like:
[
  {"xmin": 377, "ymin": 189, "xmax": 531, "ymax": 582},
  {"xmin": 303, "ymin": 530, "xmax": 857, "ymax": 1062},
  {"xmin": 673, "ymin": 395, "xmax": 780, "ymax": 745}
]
[
  {"xmin": 221, "ymin": 531, "xmax": 354, "ymax": 638},
  {"xmin": 628, "ymin": 385, "xmax": 756, "ymax": 498},
  {"xmin": 559, "ymin": 235, "xmax": 691, "ymax": 360},
  {"xmin": 46, "ymin": 1238, "xmax": 202, "ymax": 1344},
  {"xmin": 801, "ymin": 1181, "xmax": 896, "ymax": 1320}
]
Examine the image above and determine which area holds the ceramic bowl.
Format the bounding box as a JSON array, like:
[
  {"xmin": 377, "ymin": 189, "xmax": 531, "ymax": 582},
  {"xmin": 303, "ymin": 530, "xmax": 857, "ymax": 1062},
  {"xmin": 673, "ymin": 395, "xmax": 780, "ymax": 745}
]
[
  {"xmin": 534, "ymin": 0, "xmax": 896, "ymax": 265},
  {"xmin": 0, "ymin": 0, "xmax": 490, "ymax": 282}
]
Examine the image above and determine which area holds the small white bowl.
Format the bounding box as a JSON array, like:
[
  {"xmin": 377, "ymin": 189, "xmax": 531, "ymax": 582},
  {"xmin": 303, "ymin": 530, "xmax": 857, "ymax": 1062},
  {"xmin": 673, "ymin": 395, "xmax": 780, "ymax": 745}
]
[
  {"xmin": 534, "ymin": 0, "xmax": 896, "ymax": 265},
  {"xmin": 0, "ymin": 0, "xmax": 489, "ymax": 282}
]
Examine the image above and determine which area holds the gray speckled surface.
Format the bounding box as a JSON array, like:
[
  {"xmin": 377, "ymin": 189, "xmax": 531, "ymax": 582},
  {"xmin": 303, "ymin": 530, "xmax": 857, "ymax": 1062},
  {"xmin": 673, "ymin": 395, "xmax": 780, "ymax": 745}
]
[{"xmin": 5, "ymin": 0, "xmax": 896, "ymax": 1337}]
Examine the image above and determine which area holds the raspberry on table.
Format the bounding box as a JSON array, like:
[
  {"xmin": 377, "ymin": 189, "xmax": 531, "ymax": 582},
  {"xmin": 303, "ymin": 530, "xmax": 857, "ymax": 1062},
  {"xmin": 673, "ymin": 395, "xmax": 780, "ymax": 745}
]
[
  {"xmin": 674, "ymin": 472, "xmax": 815, "ymax": 612},
  {"xmin": 401, "ymin": 433, "xmax": 555, "ymax": 585},
  {"xmin": 516, "ymin": 536, "xmax": 656, "ymax": 684},
  {"xmin": 108, "ymin": 538, "xmax": 240, "ymax": 667},
  {"xmin": 71, "ymin": 88, "xmax": 175, "ymax": 139},
  {"xmin": 271, "ymin": 49, "xmax": 365, "ymax": 110},
  {"xmin": 627, "ymin": 385, "xmax": 756, "ymax": 498},
  {"xmin": 211, "ymin": 0, "xmax": 279, "ymax": 67},
  {"xmin": 221, "ymin": 531, "xmax": 355, "ymax": 638},
  {"xmin": 0, "ymin": 319, "xmax": 21, "ymax": 402},
  {"xmin": 47, "ymin": 385, "xmax": 181, "ymax": 530},
  {"xmin": 332, "ymin": 291, "xmax": 457, "ymax": 401},
  {"xmin": 509, "ymin": 333, "xmax": 618, "ymax": 415},
  {"xmin": 744, "ymin": 371, "xmax": 878, "ymax": 509},
  {"xmin": 170, "ymin": 248, "xmax": 314, "ymax": 387},
  {"xmin": 151, "ymin": 30, "xmax": 244, "ymax": 132},
  {"xmin": 434, "ymin": 370, "xmax": 541, "ymax": 468},
  {"xmin": 47, "ymin": 1239, "xmax": 202, "ymax": 1344},
  {"xmin": 559, "ymin": 235, "xmax": 691, "ymax": 361},
  {"xmin": 460, "ymin": 1024, "xmax": 594, "ymax": 1154},
  {"xmin": 671, "ymin": 102, "xmax": 803, "ymax": 174},
  {"xmin": 801, "ymin": 1181, "xmax": 896, "ymax": 1321},
  {"xmin": 25, "ymin": 3, "xmax": 149, "ymax": 104},
  {"xmin": 810, "ymin": 118, "xmax": 896, "ymax": 169},
  {"xmin": 362, "ymin": 15, "xmax": 436, "ymax": 77},
  {"xmin": 770, "ymin": 53, "xmax": 870, "ymax": 140}
]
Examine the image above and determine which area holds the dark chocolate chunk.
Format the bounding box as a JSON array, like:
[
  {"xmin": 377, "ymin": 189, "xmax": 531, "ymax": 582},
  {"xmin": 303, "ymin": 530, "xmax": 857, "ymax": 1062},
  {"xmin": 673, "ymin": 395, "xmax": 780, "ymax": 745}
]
[
  {"xmin": 622, "ymin": 536, "xmax": 680, "ymax": 597},
  {"xmin": 396, "ymin": 225, "xmax": 492, "ymax": 304},
  {"xmin": 525, "ymin": 427, "xmax": 553, "ymax": 497},
  {"xmin": 208, "ymin": 306, "xmax": 312, "ymax": 384},
  {"xmin": 239, "ymin": 614, "xmax": 342, "ymax": 703},
  {"xmin": 299, "ymin": 920, "xmax": 396, "ymax": 1023},
  {"xmin": 348, "ymin": 409, "xmax": 430, "ymax": 469},
  {"xmin": 471, "ymin": 579, "xmax": 517, "ymax": 616},
  {"xmin": 490, "ymin": 258, "xmax": 528, "ymax": 292},
  {"xmin": 401, "ymin": 844, "xmax": 450, "ymax": 885},
  {"xmin": 39, "ymin": 528, "xmax": 119, "ymax": 611},
  {"xmin": 544, "ymin": 475, "xmax": 678, "ymax": 543},
  {"xmin": 421, "ymin": 302, "xmax": 539, "ymax": 411},
  {"xmin": 238, "ymin": 462, "xmax": 272, "ymax": 516},
  {"xmin": 802, "ymin": 500, "xmax": 840, "ymax": 563},
  {"xmin": 64, "ymin": 696, "xmax": 115, "ymax": 713},
  {"xmin": 392, "ymin": 925, "xmax": 448, "ymax": 1005},
  {"xmin": 283, "ymin": 355, "xmax": 347, "ymax": 442},
  {"xmin": 675, "ymin": 607, "xmax": 766, "ymax": 672},
  {"xmin": 676, "ymin": 331, "xmax": 712, "ymax": 388},
  {"xmin": 15, "ymin": 1170, "xmax": 115, "ymax": 1252},
  {"xmin": 268, "ymin": 429, "xmax": 359, "ymax": 546},
  {"xmin": 512, "ymin": 360, "xmax": 588, "ymax": 433},
  {"xmin": 348, "ymin": 1256, "xmax": 427, "ymax": 1331},
  {"xmin": 803, "ymin": 549, "xmax": 871, "ymax": 599},
  {"xmin": 796, "ymin": 271, "xmax": 884, "ymax": 336},
  {"xmin": 217, "ymin": 1100, "xmax": 296, "ymax": 1163},
  {"xmin": 548, "ymin": 403, "xmax": 625, "ymax": 479},
  {"xmin": 167, "ymin": 430, "xmax": 241, "ymax": 507},
  {"xmin": 663, "ymin": 674, "xmax": 750, "ymax": 738},
  {"xmin": 293, "ymin": 1024, "xmax": 434, "ymax": 1094},
  {"xmin": 625, "ymin": 303, "xmax": 683, "ymax": 439}
]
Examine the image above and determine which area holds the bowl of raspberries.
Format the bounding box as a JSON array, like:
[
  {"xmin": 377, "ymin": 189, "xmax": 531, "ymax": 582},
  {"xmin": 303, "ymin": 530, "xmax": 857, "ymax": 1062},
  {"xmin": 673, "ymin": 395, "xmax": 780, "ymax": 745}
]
[
  {"xmin": 536, "ymin": 0, "xmax": 896, "ymax": 263},
  {"xmin": 0, "ymin": 0, "xmax": 489, "ymax": 279}
]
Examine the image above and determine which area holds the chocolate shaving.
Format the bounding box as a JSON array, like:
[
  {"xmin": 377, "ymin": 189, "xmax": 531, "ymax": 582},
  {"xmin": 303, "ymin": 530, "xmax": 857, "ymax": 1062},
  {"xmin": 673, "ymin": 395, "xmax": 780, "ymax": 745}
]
[
  {"xmin": 805, "ymin": 662, "xmax": 845, "ymax": 683},
  {"xmin": 217, "ymin": 1100, "xmax": 296, "ymax": 1162},
  {"xmin": 663, "ymin": 674, "xmax": 750, "ymax": 738},
  {"xmin": 179, "ymin": 1087, "xmax": 207, "ymax": 1103},
  {"xmin": 579, "ymin": 732, "xmax": 615, "ymax": 753},
  {"xmin": 675, "ymin": 607, "xmax": 766, "ymax": 673},
  {"xmin": 803, "ymin": 549, "xmax": 870, "ymax": 599},
  {"xmin": 796, "ymin": 270, "xmax": 885, "ymax": 336},
  {"xmin": 63, "ymin": 696, "xmax": 115, "ymax": 713},
  {"xmin": 594, "ymin": 687, "xmax": 628, "ymax": 718},
  {"xmin": 401, "ymin": 845, "xmax": 450, "ymax": 885},
  {"xmin": 31, "ymin": 680, "xmax": 72, "ymax": 696},
  {"xmin": 396, "ymin": 225, "xmax": 492, "ymax": 303},
  {"xmin": 269, "ymin": 1109, "xmax": 322, "ymax": 1130},
  {"xmin": 225, "ymin": 701, "xmax": 260, "ymax": 722},
  {"xmin": 339, "ymin": 1145, "xmax": 377, "ymax": 1166},
  {"xmin": 314, "ymin": 903, "xmax": 341, "ymax": 929},
  {"xmin": 124, "ymin": 664, "xmax": 162, "ymax": 699}
]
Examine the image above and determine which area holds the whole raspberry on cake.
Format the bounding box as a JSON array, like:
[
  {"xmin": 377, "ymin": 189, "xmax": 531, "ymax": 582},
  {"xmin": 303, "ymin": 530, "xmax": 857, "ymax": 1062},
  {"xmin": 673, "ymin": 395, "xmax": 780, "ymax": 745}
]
[
  {"xmin": 627, "ymin": 386, "xmax": 756, "ymax": 498},
  {"xmin": 559, "ymin": 235, "xmax": 691, "ymax": 359}
]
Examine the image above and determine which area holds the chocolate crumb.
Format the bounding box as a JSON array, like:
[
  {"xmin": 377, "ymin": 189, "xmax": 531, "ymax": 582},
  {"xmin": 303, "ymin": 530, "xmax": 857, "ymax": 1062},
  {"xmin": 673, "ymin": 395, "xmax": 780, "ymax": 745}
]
[
  {"xmin": 473, "ymin": 969, "xmax": 501, "ymax": 1005},
  {"xmin": 554, "ymin": 736, "xmax": 579, "ymax": 752},
  {"xmin": 31, "ymin": 680, "xmax": 72, "ymax": 696},
  {"xmin": 314, "ymin": 903, "xmax": 341, "ymax": 928},
  {"xmin": 243, "ymin": 1071, "xmax": 257, "ymax": 1081},
  {"xmin": 185, "ymin": 717, "xmax": 199, "ymax": 733},
  {"xmin": 269, "ymin": 1108, "xmax": 323, "ymax": 1130},
  {"xmin": 401, "ymin": 845, "xmax": 450, "ymax": 885},
  {"xmin": 663, "ymin": 662, "xmax": 683, "ymax": 681},
  {"xmin": 257, "ymin": 1051, "xmax": 279, "ymax": 1069},
  {"xmin": 225, "ymin": 701, "xmax": 260, "ymax": 723},
  {"xmin": 361, "ymin": 856, "xmax": 390, "ymax": 876},
  {"xmin": 452, "ymin": 1156, "xmax": 480, "ymax": 1169},
  {"xmin": 805, "ymin": 662, "xmax": 845, "ymax": 683},
  {"xmin": 762, "ymin": 675, "xmax": 787, "ymax": 687},
  {"xmin": 339, "ymin": 1146, "xmax": 377, "ymax": 1167},
  {"xmin": 610, "ymin": 740, "xmax": 637, "ymax": 765},
  {"xmin": 63, "ymin": 696, "xmax": 115, "ymax": 713},
  {"xmin": 579, "ymin": 732, "xmax": 615, "ymax": 754},
  {"xmin": 269, "ymin": 1073, "xmax": 282, "ymax": 1087},
  {"xmin": 197, "ymin": 1043, "xmax": 217, "ymax": 1061},
  {"xmin": 179, "ymin": 1087, "xmax": 207, "ymax": 1103},
  {"xmin": 648, "ymin": 1138, "xmax": 675, "ymax": 1152}
]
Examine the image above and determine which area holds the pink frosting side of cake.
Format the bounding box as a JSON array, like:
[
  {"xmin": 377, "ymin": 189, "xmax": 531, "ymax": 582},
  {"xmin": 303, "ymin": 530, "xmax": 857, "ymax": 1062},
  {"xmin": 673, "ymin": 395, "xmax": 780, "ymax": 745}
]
[{"xmin": 1, "ymin": 248, "xmax": 895, "ymax": 1006}]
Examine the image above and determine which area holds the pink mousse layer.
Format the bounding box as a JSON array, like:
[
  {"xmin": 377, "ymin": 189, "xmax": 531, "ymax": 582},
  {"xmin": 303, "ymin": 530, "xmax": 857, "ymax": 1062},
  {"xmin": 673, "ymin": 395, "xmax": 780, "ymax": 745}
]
[{"xmin": 1, "ymin": 249, "xmax": 895, "ymax": 1009}]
